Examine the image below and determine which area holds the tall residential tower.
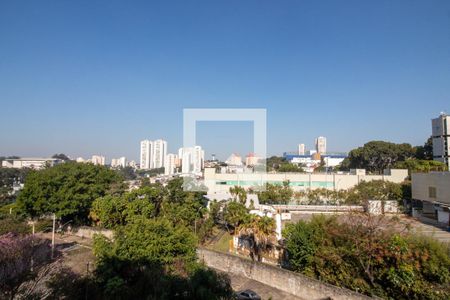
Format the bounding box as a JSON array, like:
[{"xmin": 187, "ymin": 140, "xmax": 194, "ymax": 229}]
[
  {"xmin": 432, "ymin": 113, "xmax": 450, "ymax": 168},
  {"xmin": 315, "ymin": 136, "xmax": 327, "ymax": 155}
]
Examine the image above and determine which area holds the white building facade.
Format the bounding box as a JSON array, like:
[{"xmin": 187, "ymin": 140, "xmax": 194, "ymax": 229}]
[
  {"xmin": 152, "ymin": 139, "xmax": 167, "ymax": 169},
  {"xmin": 91, "ymin": 155, "xmax": 105, "ymax": 166},
  {"xmin": 432, "ymin": 113, "xmax": 450, "ymax": 168},
  {"xmin": 298, "ymin": 143, "xmax": 305, "ymax": 155},
  {"xmin": 111, "ymin": 157, "xmax": 127, "ymax": 168},
  {"xmin": 179, "ymin": 146, "xmax": 204, "ymax": 174},
  {"xmin": 315, "ymin": 136, "xmax": 327, "ymax": 154},
  {"xmin": 164, "ymin": 153, "xmax": 178, "ymax": 175},
  {"xmin": 140, "ymin": 140, "xmax": 153, "ymax": 170}
]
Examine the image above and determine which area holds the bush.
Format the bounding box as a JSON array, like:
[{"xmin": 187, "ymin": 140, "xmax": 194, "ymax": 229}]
[
  {"xmin": 283, "ymin": 214, "xmax": 450, "ymax": 299},
  {"xmin": 0, "ymin": 216, "xmax": 30, "ymax": 235}
]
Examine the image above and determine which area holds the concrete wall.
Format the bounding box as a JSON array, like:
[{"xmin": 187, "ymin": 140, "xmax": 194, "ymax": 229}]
[
  {"xmin": 412, "ymin": 172, "xmax": 450, "ymax": 206},
  {"xmin": 197, "ymin": 248, "xmax": 373, "ymax": 300}
]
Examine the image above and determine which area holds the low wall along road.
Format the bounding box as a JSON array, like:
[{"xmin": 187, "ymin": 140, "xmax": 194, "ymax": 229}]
[{"xmin": 197, "ymin": 248, "xmax": 373, "ymax": 300}]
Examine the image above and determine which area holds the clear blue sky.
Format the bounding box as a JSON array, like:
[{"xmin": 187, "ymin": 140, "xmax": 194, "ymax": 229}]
[{"xmin": 1, "ymin": 0, "xmax": 449, "ymax": 161}]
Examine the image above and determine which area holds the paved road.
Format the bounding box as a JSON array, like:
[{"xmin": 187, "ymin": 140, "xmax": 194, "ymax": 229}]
[{"xmin": 228, "ymin": 272, "xmax": 304, "ymax": 300}]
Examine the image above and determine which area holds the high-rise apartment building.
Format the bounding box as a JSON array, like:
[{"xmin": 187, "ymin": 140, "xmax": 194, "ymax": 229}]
[
  {"xmin": 111, "ymin": 157, "xmax": 127, "ymax": 168},
  {"xmin": 432, "ymin": 113, "xmax": 450, "ymax": 168},
  {"xmin": 140, "ymin": 140, "xmax": 153, "ymax": 170},
  {"xmin": 164, "ymin": 153, "xmax": 178, "ymax": 175},
  {"xmin": 152, "ymin": 139, "xmax": 167, "ymax": 169},
  {"xmin": 179, "ymin": 146, "xmax": 204, "ymax": 174},
  {"xmin": 91, "ymin": 155, "xmax": 105, "ymax": 166},
  {"xmin": 298, "ymin": 143, "xmax": 305, "ymax": 155},
  {"xmin": 315, "ymin": 136, "xmax": 327, "ymax": 155}
]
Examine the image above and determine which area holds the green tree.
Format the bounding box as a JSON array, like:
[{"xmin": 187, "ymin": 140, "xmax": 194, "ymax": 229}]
[
  {"xmin": 257, "ymin": 181, "xmax": 293, "ymax": 204},
  {"xmin": 238, "ymin": 215, "xmax": 276, "ymax": 261},
  {"xmin": 229, "ymin": 185, "xmax": 247, "ymax": 204},
  {"xmin": 16, "ymin": 162, "xmax": 123, "ymax": 223},
  {"xmin": 415, "ymin": 137, "xmax": 433, "ymax": 160},
  {"xmin": 341, "ymin": 141, "xmax": 416, "ymax": 173},
  {"xmin": 394, "ymin": 159, "xmax": 447, "ymax": 174},
  {"xmin": 223, "ymin": 201, "xmax": 248, "ymax": 233}
]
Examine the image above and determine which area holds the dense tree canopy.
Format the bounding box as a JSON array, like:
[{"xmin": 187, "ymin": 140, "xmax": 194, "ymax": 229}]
[
  {"xmin": 16, "ymin": 162, "xmax": 123, "ymax": 223},
  {"xmin": 340, "ymin": 141, "xmax": 416, "ymax": 173}
]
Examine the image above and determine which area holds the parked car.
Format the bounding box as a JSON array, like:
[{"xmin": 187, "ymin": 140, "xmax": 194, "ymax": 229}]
[{"xmin": 235, "ymin": 290, "xmax": 261, "ymax": 300}]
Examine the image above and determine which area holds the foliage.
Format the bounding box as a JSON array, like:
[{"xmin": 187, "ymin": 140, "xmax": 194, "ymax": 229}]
[
  {"xmin": 346, "ymin": 180, "xmax": 403, "ymax": 203},
  {"xmin": 16, "ymin": 162, "xmax": 123, "ymax": 223},
  {"xmin": 89, "ymin": 216, "xmax": 233, "ymax": 299},
  {"xmin": 394, "ymin": 159, "xmax": 447, "ymax": 173},
  {"xmin": 0, "ymin": 216, "xmax": 30, "ymax": 235},
  {"xmin": 116, "ymin": 166, "xmax": 137, "ymax": 180},
  {"xmin": 223, "ymin": 201, "xmax": 248, "ymax": 232},
  {"xmin": 283, "ymin": 214, "xmax": 450, "ymax": 299},
  {"xmin": 340, "ymin": 141, "xmax": 416, "ymax": 173},
  {"xmin": 257, "ymin": 181, "xmax": 294, "ymax": 204},
  {"xmin": 238, "ymin": 215, "xmax": 276, "ymax": 261},
  {"xmin": 0, "ymin": 233, "xmax": 52, "ymax": 299},
  {"xmin": 415, "ymin": 138, "xmax": 433, "ymax": 160},
  {"xmin": 229, "ymin": 185, "xmax": 247, "ymax": 204},
  {"xmin": 278, "ymin": 163, "xmax": 304, "ymax": 172},
  {"xmin": 266, "ymin": 156, "xmax": 304, "ymax": 172}
]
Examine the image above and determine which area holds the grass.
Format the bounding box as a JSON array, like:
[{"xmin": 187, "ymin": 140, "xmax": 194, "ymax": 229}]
[{"xmin": 209, "ymin": 230, "xmax": 232, "ymax": 253}]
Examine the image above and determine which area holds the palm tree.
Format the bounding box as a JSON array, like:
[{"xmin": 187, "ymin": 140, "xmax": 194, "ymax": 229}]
[{"xmin": 238, "ymin": 215, "xmax": 276, "ymax": 262}]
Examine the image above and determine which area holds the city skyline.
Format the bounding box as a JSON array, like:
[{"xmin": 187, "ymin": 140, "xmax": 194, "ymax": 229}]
[{"xmin": 1, "ymin": 1, "xmax": 450, "ymax": 160}]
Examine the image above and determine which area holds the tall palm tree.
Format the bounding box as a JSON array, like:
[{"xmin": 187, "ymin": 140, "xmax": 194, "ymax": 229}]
[{"xmin": 238, "ymin": 215, "xmax": 276, "ymax": 261}]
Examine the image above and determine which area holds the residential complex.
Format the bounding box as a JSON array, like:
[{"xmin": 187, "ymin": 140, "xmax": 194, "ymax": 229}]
[
  {"xmin": 111, "ymin": 157, "xmax": 127, "ymax": 168},
  {"xmin": 91, "ymin": 155, "xmax": 106, "ymax": 166},
  {"xmin": 140, "ymin": 139, "xmax": 167, "ymax": 170},
  {"xmin": 164, "ymin": 153, "xmax": 178, "ymax": 175},
  {"xmin": 178, "ymin": 146, "xmax": 204, "ymax": 175},
  {"xmin": 432, "ymin": 113, "xmax": 450, "ymax": 168}
]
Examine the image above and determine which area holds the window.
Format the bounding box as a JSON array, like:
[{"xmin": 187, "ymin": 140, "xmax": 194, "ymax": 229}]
[{"xmin": 428, "ymin": 187, "xmax": 437, "ymax": 198}]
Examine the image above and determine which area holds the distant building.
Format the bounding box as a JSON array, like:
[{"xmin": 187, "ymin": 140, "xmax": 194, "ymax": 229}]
[
  {"xmin": 298, "ymin": 144, "xmax": 305, "ymax": 155},
  {"xmin": 432, "ymin": 113, "xmax": 450, "ymax": 168},
  {"xmin": 128, "ymin": 160, "xmax": 137, "ymax": 168},
  {"xmin": 412, "ymin": 172, "xmax": 450, "ymax": 226},
  {"xmin": 140, "ymin": 140, "xmax": 153, "ymax": 170},
  {"xmin": 111, "ymin": 157, "xmax": 127, "ymax": 168},
  {"xmin": 1, "ymin": 157, "xmax": 62, "ymax": 170},
  {"xmin": 152, "ymin": 139, "xmax": 167, "ymax": 169},
  {"xmin": 226, "ymin": 153, "xmax": 243, "ymax": 166},
  {"xmin": 245, "ymin": 153, "xmax": 261, "ymax": 166},
  {"xmin": 91, "ymin": 155, "xmax": 105, "ymax": 166},
  {"xmin": 315, "ymin": 136, "xmax": 327, "ymax": 154},
  {"xmin": 164, "ymin": 153, "xmax": 178, "ymax": 175},
  {"xmin": 75, "ymin": 157, "xmax": 85, "ymax": 163},
  {"xmin": 140, "ymin": 139, "xmax": 168, "ymax": 170},
  {"xmin": 179, "ymin": 146, "xmax": 204, "ymax": 174}
]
